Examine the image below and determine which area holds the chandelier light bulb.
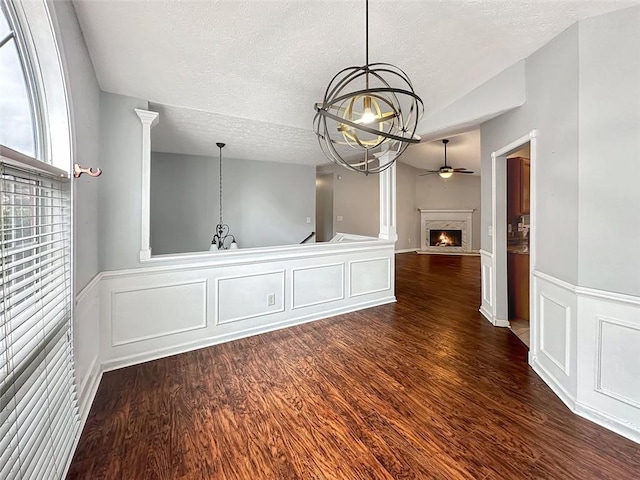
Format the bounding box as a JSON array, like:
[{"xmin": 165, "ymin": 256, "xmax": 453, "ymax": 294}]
[{"xmin": 360, "ymin": 106, "xmax": 376, "ymax": 124}]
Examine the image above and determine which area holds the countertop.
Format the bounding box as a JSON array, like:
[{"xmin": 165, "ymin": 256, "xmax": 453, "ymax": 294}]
[{"xmin": 507, "ymin": 243, "xmax": 529, "ymax": 255}]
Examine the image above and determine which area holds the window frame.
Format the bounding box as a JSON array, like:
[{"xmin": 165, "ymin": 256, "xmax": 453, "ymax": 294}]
[{"xmin": 0, "ymin": 0, "xmax": 48, "ymax": 162}]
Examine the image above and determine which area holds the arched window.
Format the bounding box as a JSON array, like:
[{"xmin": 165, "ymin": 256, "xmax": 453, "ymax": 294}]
[
  {"xmin": 1, "ymin": 1, "xmax": 77, "ymax": 478},
  {"xmin": 0, "ymin": 0, "xmax": 43, "ymax": 158}
]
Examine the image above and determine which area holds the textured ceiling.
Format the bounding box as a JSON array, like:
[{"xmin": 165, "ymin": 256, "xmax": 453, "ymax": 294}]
[{"xmin": 73, "ymin": 0, "xmax": 639, "ymax": 168}]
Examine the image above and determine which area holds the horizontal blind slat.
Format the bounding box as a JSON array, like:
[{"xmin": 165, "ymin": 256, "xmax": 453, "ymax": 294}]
[{"xmin": 1, "ymin": 156, "xmax": 76, "ymax": 479}]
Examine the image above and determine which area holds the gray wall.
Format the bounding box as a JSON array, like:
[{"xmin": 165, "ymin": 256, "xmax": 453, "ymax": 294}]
[
  {"xmin": 397, "ymin": 162, "xmax": 420, "ymax": 251},
  {"xmin": 315, "ymin": 173, "xmax": 334, "ymax": 242},
  {"xmin": 577, "ymin": 7, "xmax": 640, "ymax": 296},
  {"xmin": 481, "ymin": 23, "xmax": 580, "ymax": 285},
  {"xmin": 479, "ymin": 6, "xmax": 640, "ymax": 296},
  {"xmin": 416, "ymin": 174, "xmax": 481, "ymax": 251},
  {"xmin": 317, "ymin": 162, "xmax": 422, "ymax": 250},
  {"xmin": 98, "ymin": 91, "xmax": 148, "ymax": 271},
  {"xmin": 317, "ymin": 164, "xmax": 380, "ymax": 238},
  {"xmin": 51, "ymin": 1, "xmax": 101, "ymax": 294},
  {"xmin": 151, "ymin": 152, "xmax": 316, "ymax": 253}
]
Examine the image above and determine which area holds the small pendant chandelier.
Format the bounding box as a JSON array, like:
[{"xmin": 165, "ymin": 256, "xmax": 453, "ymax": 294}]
[
  {"xmin": 210, "ymin": 142, "xmax": 237, "ymax": 251},
  {"xmin": 313, "ymin": 0, "xmax": 424, "ymax": 175}
]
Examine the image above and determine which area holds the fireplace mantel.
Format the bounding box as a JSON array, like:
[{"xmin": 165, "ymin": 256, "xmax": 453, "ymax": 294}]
[{"xmin": 419, "ymin": 209, "xmax": 474, "ymax": 254}]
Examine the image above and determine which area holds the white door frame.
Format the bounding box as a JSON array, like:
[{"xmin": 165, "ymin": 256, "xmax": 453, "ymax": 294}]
[{"xmin": 490, "ymin": 130, "xmax": 537, "ymax": 348}]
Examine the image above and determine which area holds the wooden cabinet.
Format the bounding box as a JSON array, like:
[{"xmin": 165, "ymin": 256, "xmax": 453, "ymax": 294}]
[
  {"xmin": 507, "ymin": 157, "xmax": 530, "ymax": 219},
  {"xmin": 508, "ymin": 252, "xmax": 530, "ymax": 321}
]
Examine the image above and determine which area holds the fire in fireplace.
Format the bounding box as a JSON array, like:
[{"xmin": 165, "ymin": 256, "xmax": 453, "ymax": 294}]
[{"xmin": 429, "ymin": 229, "xmax": 462, "ymax": 247}]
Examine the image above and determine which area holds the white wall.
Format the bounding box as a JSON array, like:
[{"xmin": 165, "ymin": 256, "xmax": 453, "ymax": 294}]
[
  {"xmin": 415, "ymin": 174, "xmax": 481, "ymax": 251},
  {"xmin": 150, "ymin": 152, "xmax": 316, "ymax": 253}
]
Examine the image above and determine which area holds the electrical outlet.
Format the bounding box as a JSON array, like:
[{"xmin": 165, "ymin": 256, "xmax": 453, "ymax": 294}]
[
  {"xmin": 306, "ymin": 217, "xmax": 311, "ymax": 224},
  {"xmin": 267, "ymin": 293, "xmax": 275, "ymax": 306},
  {"xmin": 408, "ymin": 237, "xmax": 411, "ymax": 243},
  {"xmin": 337, "ymin": 215, "xmax": 343, "ymax": 222}
]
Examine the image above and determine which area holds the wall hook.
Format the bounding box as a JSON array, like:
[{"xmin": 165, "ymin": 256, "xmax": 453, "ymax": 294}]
[{"xmin": 73, "ymin": 163, "xmax": 102, "ymax": 178}]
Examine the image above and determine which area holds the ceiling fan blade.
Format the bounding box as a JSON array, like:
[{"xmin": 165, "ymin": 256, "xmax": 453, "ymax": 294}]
[
  {"xmin": 419, "ymin": 172, "xmax": 439, "ymax": 176},
  {"xmin": 455, "ymin": 170, "xmax": 474, "ymax": 174}
]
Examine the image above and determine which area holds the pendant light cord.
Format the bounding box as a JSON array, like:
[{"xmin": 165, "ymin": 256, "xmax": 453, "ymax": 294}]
[
  {"xmin": 219, "ymin": 144, "xmax": 223, "ymax": 224},
  {"xmin": 365, "ymin": 0, "xmax": 369, "ymax": 85}
]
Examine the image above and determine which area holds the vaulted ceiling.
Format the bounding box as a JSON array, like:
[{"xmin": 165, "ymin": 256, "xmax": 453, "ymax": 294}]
[{"xmin": 73, "ymin": 0, "xmax": 638, "ymax": 170}]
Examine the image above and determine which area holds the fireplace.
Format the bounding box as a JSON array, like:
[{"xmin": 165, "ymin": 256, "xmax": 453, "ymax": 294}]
[
  {"xmin": 430, "ymin": 229, "xmax": 462, "ymax": 247},
  {"xmin": 419, "ymin": 209, "xmax": 474, "ymax": 254}
]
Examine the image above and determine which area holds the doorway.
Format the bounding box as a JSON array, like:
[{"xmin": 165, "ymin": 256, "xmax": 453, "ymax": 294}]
[
  {"xmin": 490, "ymin": 130, "xmax": 537, "ymax": 361},
  {"xmin": 506, "ymin": 145, "xmax": 531, "ymax": 347}
]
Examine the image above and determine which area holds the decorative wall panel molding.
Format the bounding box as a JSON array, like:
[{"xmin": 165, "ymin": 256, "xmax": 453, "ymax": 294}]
[
  {"xmin": 216, "ymin": 270, "xmax": 285, "ymax": 324},
  {"xmin": 479, "ymin": 250, "xmax": 494, "ymax": 323},
  {"xmin": 111, "ymin": 280, "xmax": 207, "ymax": 346},
  {"xmin": 531, "ymin": 273, "xmax": 576, "ymax": 403},
  {"xmin": 98, "ymin": 240, "xmax": 396, "ymax": 373},
  {"xmin": 292, "ymin": 263, "xmax": 345, "ymax": 310},
  {"xmin": 596, "ymin": 316, "xmax": 640, "ymax": 409},
  {"xmin": 349, "ymin": 257, "xmax": 391, "ymax": 297},
  {"xmin": 539, "ymin": 293, "xmax": 571, "ymax": 375}
]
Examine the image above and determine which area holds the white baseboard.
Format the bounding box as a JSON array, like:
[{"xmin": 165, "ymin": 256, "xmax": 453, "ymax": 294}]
[
  {"xmin": 395, "ymin": 248, "xmax": 419, "ymax": 254},
  {"xmin": 416, "ymin": 250, "xmax": 480, "ymax": 256},
  {"xmin": 478, "ymin": 306, "xmax": 509, "ymax": 327},
  {"xmin": 479, "ymin": 306, "xmax": 493, "ymax": 323},
  {"xmin": 102, "ymin": 296, "xmax": 396, "ymax": 372},
  {"xmin": 575, "ymin": 402, "xmax": 640, "ymax": 445},
  {"xmin": 531, "ymin": 357, "xmax": 576, "ymax": 412},
  {"xmin": 77, "ymin": 355, "xmax": 102, "ymax": 426}
]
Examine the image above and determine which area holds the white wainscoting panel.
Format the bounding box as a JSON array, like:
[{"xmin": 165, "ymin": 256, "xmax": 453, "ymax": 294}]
[
  {"xmin": 292, "ymin": 263, "xmax": 344, "ymax": 309},
  {"xmin": 539, "ymin": 293, "xmax": 571, "ymax": 375},
  {"xmin": 112, "ymin": 280, "xmax": 207, "ymax": 346},
  {"xmin": 576, "ymin": 293, "xmax": 640, "ymax": 443},
  {"xmin": 349, "ymin": 257, "xmax": 391, "ymax": 297},
  {"xmin": 74, "ymin": 274, "xmax": 103, "ymax": 425},
  {"xmin": 479, "ymin": 250, "xmax": 494, "ymax": 323},
  {"xmin": 217, "ymin": 271, "xmax": 285, "ymax": 324},
  {"xmin": 597, "ymin": 317, "xmax": 640, "ymax": 408},
  {"xmin": 98, "ymin": 238, "xmax": 396, "ymax": 371},
  {"xmin": 531, "ymin": 271, "xmax": 577, "ymax": 408}
]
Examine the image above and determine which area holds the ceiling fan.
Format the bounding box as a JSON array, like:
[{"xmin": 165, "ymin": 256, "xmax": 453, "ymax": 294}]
[{"xmin": 419, "ymin": 139, "xmax": 474, "ymax": 178}]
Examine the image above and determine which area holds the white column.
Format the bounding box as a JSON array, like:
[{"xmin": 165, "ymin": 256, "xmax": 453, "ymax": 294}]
[
  {"xmin": 377, "ymin": 151, "xmax": 398, "ymax": 242},
  {"xmin": 134, "ymin": 109, "xmax": 159, "ymax": 261}
]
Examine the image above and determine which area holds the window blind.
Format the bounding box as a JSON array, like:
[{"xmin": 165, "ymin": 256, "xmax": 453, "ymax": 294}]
[{"xmin": 0, "ymin": 157, "xmax": 78, "ymax": 480}]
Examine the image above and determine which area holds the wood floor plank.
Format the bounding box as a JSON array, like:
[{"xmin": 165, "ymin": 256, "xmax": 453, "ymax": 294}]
[{"xmin": 67, "ymin": 253, "xmax": 640, "ymax": 479}]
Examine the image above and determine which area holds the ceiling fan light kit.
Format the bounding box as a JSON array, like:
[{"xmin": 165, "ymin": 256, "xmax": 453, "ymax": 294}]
[
  {"xmin": 313, "ymin": 0, "xmax": 424, "ymax": 175},
  {"xmin": 420, "ymin": 138, "xmax": 474, "ymax": 178}
]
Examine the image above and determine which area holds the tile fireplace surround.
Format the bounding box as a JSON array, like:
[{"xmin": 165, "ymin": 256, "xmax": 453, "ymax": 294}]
[{"xmin": 419, "ymin": 209, "xmax": 474, "ymax": 254}]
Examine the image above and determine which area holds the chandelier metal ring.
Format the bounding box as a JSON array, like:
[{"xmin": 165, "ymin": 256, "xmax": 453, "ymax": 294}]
[{"xmin": 313, "ymin": 0, "xmax": 424, "ymax": 175}]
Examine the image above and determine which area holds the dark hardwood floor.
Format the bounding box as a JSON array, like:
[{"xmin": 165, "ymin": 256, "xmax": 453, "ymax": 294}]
[{"xmin": 67, "ymin": 253, "xmax": 640, "ymax": 479}]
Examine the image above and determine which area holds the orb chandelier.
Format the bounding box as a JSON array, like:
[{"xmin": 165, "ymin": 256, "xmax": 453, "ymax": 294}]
[
  {"xmin": 210, "ymin": 142, "xmax": 238, "ymax": 251},
  {"xmin": 313, "ymin": 0, "xmax": 424, "ymax": 175}
]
